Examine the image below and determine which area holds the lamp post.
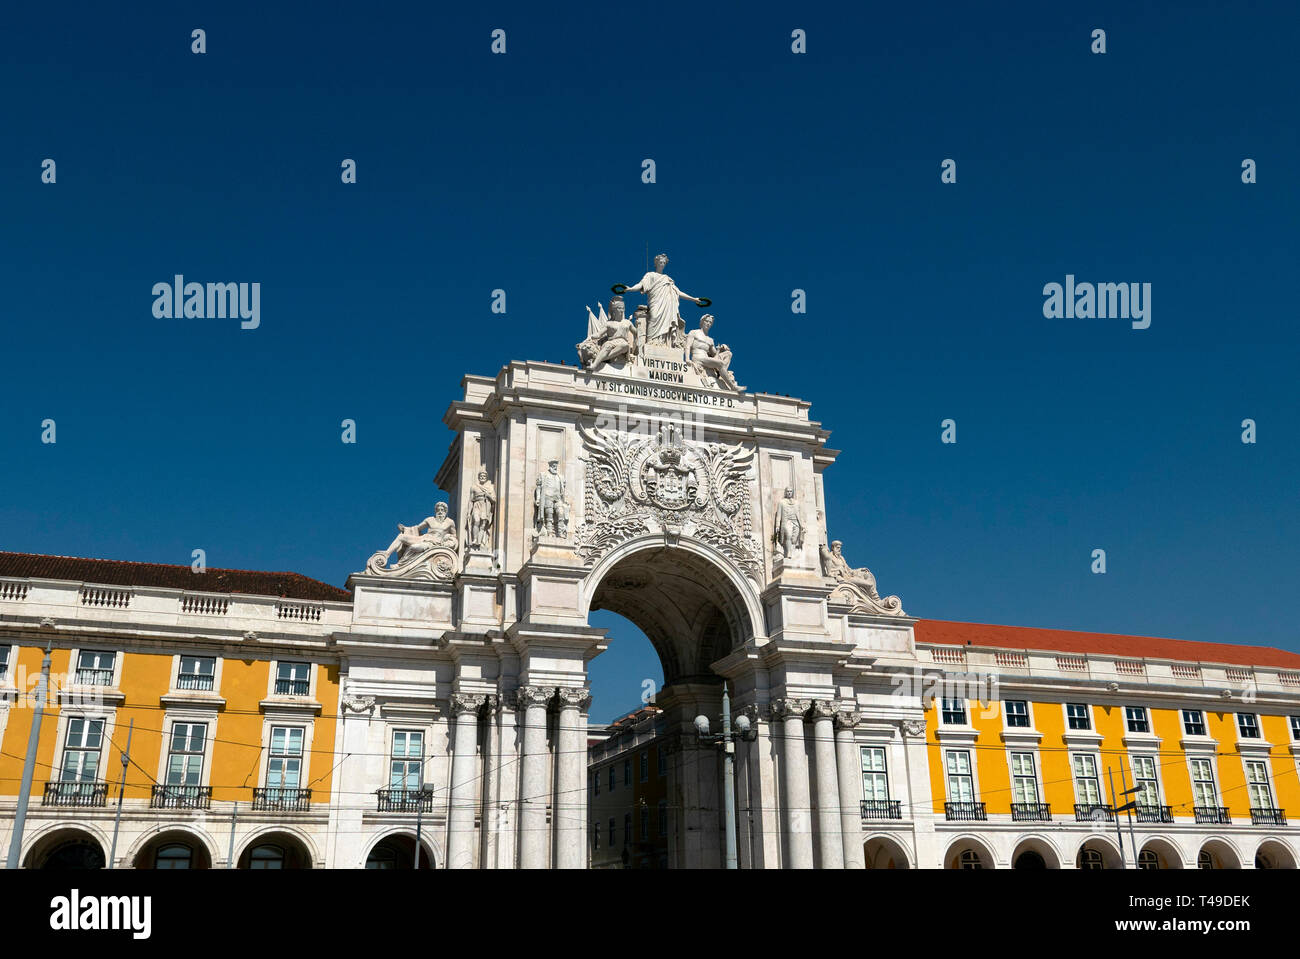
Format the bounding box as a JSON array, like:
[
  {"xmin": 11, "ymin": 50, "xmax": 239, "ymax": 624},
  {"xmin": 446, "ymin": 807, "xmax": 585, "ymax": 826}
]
[{"xmin": 694, "ymin": 685, "xmax": 757, "ymax": 870}]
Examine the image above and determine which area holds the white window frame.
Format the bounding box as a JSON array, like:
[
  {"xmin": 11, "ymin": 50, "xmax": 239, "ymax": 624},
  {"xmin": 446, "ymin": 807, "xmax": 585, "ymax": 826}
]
[
  {"xmin": 1070, "ymin": 751, "xmax": 1105, "ymax": 807},
  {"xmin": 860, "ymin": 746, "xmax": 891, "ymax": 802},
  {"xmin": 1128, "ymin": 754, "xmax": 1161, "ymax": 807},
  {"xmin": 268, "ymin": 659, "xmax": 315, "ymax": 699},
  {"xmin": 67, "ymin": 646, "xmax": 124, "ymax": 689},
  {"xmin": 154, "ymin": 708, "xmax": 218, "ymax": 793},
  {"xmin": 940, "ymin": 698, "xmax": 968, "ymax": 726},
  {"xmin": 389, "ymin": 728, "xmax": 426, "ymax": 792},
  {"xmin": 1064, "ymin": 702, "xmax": 1093, "ymax": 731},
  {"xmin": 1236, "ymin": 712, "xmax": 1261, "ymax": 740},
  {"xmin": 257, "ymin": 720, "xmax": 314, "ymax": 793},
  {"xmin": 1289, "ymin": 715, "xmax": 1300, "ymax": 743},
  {"xmin": 0, "ymin": 643, "xmax": 12, "ymax": 686},
  {"xmin": 1124, "ymin": 706, "xmax": 1150, "ymax": 734},
  {"xmin": 169, "ymin": 653, "xmax": 222, "ymax": 695},
  {"xmin": 1181, "ymin": 708, "xmax": 1207, "ymax": 737},
  {"xmin": 1003, "ymin": 700, "xmax": 1031, "ymax": 730},
  {"xmin": 942, "ymin": 748, "xmax": 978, "ymax": 804},
  {"xmin": 1008, "ymin": 750, "xmax": 1042, "ymax": 805},
  {"xmin": 1243, "ymin": 759, "xmax": 1275, "ymax": 810},
  {"xmin": 1187, "ymin": 755, "xmax": 1220, "ymax": 809},
  {"xmin": 639, "ymin": 750, "xmax": 649, "ymax": 783}
]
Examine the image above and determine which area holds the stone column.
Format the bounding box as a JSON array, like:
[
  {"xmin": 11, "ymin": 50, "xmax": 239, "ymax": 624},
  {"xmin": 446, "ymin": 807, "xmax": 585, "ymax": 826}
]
[
  {"xmin": 554, "ymin": 686, "xmax": 591, "ymax": 869},
  {"xmin": 773, "ymin": 698, "xmax": 813, "ymax": 868},
  {"xmin": 835, "ymin": 710, "xmax": 865, "ymax": 868},
  {"xmin": 810, "ymin": 700, "xmax": 843, "ymax": 868},
  {"xmin": 517, "ymin": 685, "xmax": 554, "ymax": 869},
  {"xmin": 447, "ymin": 693, "xmax": 486, "ymax": 869}
]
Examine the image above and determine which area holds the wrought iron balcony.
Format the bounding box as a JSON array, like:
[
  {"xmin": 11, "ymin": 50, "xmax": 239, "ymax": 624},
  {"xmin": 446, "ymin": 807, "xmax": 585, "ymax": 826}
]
[
  {"xmin": 377, "ymin": 788, "xmax": 433, "ymax": 812},
  {"xmin": 859, "ymin": 799, "xmax": 902, "ymax": 820},
  {"xmin": 176, "ymin": 673, "xmax": 215, "ymax": 691},
  {"xmin": 1075, "ymin": 803, "xmax": 1113, "ymax": 822},
  {"xmin": 274, "ymin": 678, "xmax": 310, "ymax": 696},
  {"xmin": 150, "ymin": 784, "xmax": 212, "ymax": 809},
  {"xmin": 75, "ymin": 668, "xmax": 113, "ymax": 686},
  {"xmin": 1250, "ymin": 807, "xmax": 1286, "ymax": 826},
  {"xmin": 1011, "ymin": 802, "xmax": 1052, "ymax": 822},
  {"xmin": 252, "ymin": 787, "xmax": 311, "ymax": 811},
  {"xmin": 1135, "ymin": 804, "xmax": 1173, "ymax": 824},
  {"xmin": 43, "ymin": 781, "xmax": 108, "ymax": 807},
  {"xmin": 944, "ymin": 801, "xmax": 986, "ymax": 821},
  {"xmin": 1194, "ymin": 806, "xmax": 1231, "ymax": 825}
]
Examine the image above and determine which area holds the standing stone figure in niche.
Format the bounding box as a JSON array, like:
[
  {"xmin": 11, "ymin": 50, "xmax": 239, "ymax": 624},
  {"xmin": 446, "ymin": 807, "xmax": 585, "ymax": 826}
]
[
  {"xmin": 534, "ymin": 459, "xmax": 569, "ymax": 537},
  {"xmin": 771, "ymin": 487, "xmax": 804, "ymax": 560},
  {"xmin": 467, "ymin": 469, "xmax": 496, "ymax": 550}
]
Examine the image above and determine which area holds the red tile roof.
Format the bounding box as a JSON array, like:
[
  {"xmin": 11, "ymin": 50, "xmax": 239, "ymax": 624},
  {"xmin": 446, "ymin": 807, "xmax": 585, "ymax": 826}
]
[
  {"xmin": 0, "ymin": 551, "xmax": 350, "ymax": 602},
  {"xmin": 915, "ymin": 619, "xmax": 1300, "ymax": 670}
]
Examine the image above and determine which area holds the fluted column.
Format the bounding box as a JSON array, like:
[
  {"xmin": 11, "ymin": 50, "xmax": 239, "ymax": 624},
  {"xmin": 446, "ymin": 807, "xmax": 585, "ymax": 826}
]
[
  {"xmin": 835, "ymin": 711, "xmax": 865, "ymax": 868},
  {"xmin": 517, "ymin": 685, "xmax": 554, "ymax": 869},
  {"xmin": 554, "ymin": 686, "xmax": 591, "ymax": 869},
  {"xmin": 774, "ymin": 698, "xmax": 813, "ymax": 868},
  {"xmin": 810, "ymin": 700, "xmax": 843, "ymax": 868},
  {"xmin": 447, "ymin": 693, "xmax": 486, "ymax": 869}
]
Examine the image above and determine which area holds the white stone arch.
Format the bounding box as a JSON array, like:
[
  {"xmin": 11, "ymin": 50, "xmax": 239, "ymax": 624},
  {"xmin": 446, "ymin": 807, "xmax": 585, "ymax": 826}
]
[
  {"xmin": 234, "ymin": 822, "xmax": 322, "ymax": 868},
  {"xmin": 942, "ymin": 834, "xmax": 997, "ymax": 869},
  {"xmin": 124, "ymin": 822, "xmax": 222, "ymax": 869},
  {"xmin": 1011, "ymin": 833, "xmax": 1064, "ymax": 869},
  {"xmin": 1074, "ymin": 834, "xmax": 1124, "ymax": 869},
  {"xmin": 862, "ymin": 832, "xmax": 912, "ymax": 869},
  {"xmin": 1137, "ymin": 835, "xmax": 1187, "ymax": 869},
  {"xmin": 580, "ymin": 532, "xmax": 766, "ymax": 642},
  {"xmin": 1198, "ymin": 837, "xmax": 1243, "ymax": 869},
  {"xmin": 20, "ymin": 819, "xmax": 112, "ymax": 868},
  {"xmin": 359, "ymin": 825, "xmax": 443, "ymax": 869},
  {"xmin": 1253, "ymin": 837, "xmax": 1298, "ymax": 869}
]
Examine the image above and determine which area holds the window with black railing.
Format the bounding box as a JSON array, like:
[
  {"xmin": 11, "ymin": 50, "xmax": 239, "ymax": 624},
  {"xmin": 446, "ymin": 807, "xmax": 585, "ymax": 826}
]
[
  {"xmin": 43, "ymin": 781, "xmax": 108, "ymax": 806},
  {"xmin": 944, "ymin": 801, "xmax": 986, "ymax": 821},
  {"xmin": 859, "ymin": 799, "xmax": 902, "ymax": 820},
  {"xmin": 1134, "ymin": 804, "xmax": 1173, "ymax": 824},
  {"xmin": 76, "ymin": 650, "xmax": 116, "ymax": 686},
  {"xmin": 1250, "ymin": 807, "xmax": 1286, "ymax": 826},
  {"xmin": 274, "ymin": 661, "xmax": 311, "ymax": 696},
  {"xmin": 1011, "ymin": 802, "xmax": 1052, "ymax": 821},
  {"xmin": 252, "ymin": 787, "xmax": 312, "ymax": 811},
  {"xmin": 150, "ymin": 784, "xmax": 212, "ymax": 809},
  {"xmin": 1075, "ymin": 803, "xmax": 1113, "ymax": 822},
  {"xmin": 376, "ymin": 788, "xmax": 432, "ymax": 812},
  {"xmin": 1194, "ymin": 806, "xmax": 1231, "ymax": 824},
  {"xmin": 177, "ymin": 655, "xmax": 216, "ymax": 691}
]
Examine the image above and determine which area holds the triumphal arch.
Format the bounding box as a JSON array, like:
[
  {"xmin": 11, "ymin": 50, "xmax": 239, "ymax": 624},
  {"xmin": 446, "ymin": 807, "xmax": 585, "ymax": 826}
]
[{"xmin": 342, "ymin": 257, "xmax": 926, "ymax": 868}]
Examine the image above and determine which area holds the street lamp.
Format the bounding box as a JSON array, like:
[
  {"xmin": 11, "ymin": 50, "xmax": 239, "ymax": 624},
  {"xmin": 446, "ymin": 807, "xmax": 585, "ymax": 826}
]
[{"xmin": 695, "ymin": 685, "xmax": 757, "ymax": 870}]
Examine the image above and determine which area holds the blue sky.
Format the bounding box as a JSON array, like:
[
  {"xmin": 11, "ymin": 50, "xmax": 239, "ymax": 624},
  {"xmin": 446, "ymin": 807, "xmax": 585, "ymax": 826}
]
[{"xmin": 1, "ymin": 2, "xmax": 1296, "ymax": 722}]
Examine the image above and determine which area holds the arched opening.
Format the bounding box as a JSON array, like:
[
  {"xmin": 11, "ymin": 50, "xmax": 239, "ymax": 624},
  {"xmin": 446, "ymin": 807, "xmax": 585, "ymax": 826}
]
[
  {"xmin": 24, "ymin": 828, "xmax": 105, "ymax": 869},
  {"xmin": 1254, "ymin": 840, "xmax": 1298, "ymax": 869},
  {"xmin": 133, "ymin": 830, "xmax": 213, "ymax": 869},
  {"xmin": 1138, "ymin": 838, "xmax": 1184, "ymax": 870},
  {"xmin": 1075, "ymin": 838, "xmax": 1123, "ymax": 870},
  {"xmin": 364, "ymin": 834, "xmax": 435, "ymax": 869},
  {"xmin": 583, "ymin": 538, "xmax": 763, "ymax": 871},
  {"xmin": 1012, "ymin": 838, "xmax": 1060, "ymax": 869},
  {"xmin": 863, "ymin": 835, "xmax": 910, "ymax": 869},
  {"xmin": 944, "ymin": 838, "xmax": 994, "ymax": 870},
  {"xmin": 237, "ymin": 832, "xmax": 313, "ymax": 869},
  {"xmin": 1198, "ymin": 839, "xmax": 1241, "ymax": 870}
]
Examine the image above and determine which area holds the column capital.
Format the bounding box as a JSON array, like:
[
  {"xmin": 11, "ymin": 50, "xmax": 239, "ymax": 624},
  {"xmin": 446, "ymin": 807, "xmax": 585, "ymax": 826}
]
[
  {"xmin": 516, "ymin": 684, "xmax": 555, "ymax": 709},
  {"xmin": 554, "ymin": 686, "xmax": 592, "ymax": 711},
  {"xmin": 809, "ymin": 699, "xmax": 837, "ymax": 721},
  {"xmin": 771, "ymin": 697, "xmax": 811, "ymax": 719},
  {"xmin": 833, "ymin": 709, "xmax": 860, "ymax": 730},
  {"xmin": 450, "ymin": 692, "xmax": 488, "ymax": 716},
  {"xmin": 901, "ymin": 719, "xmax": 926, "ymax": 738}
]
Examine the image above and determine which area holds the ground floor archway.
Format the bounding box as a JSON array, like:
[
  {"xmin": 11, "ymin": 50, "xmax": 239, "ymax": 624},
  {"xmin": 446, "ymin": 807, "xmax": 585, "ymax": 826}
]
[
  {"xmin": 863, "ymin": 835, "xmax": 910, "ymax": 869},
  {"xmin": 237, "ymin": 831, "xmax": 314, "ymax": 869},
  {"xmin": 365, "ymin": 833, "xmax": 436, "ymax": 869},
  {"xmin": 1254, "ymin": 839, "xmax": 1297, "ymax": 869},
  {"xmin": 944, "ymin": 837, "xmax": 995, "ymax": 869},
  {"xmin": 133, "ymin": 829, "xmax": 213, "ymax": 869},
  {"xmin": 24, "ymin": 828, "xmax": 106, "ymax": 869}
]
